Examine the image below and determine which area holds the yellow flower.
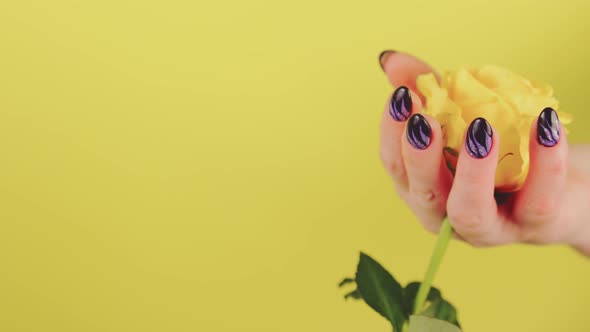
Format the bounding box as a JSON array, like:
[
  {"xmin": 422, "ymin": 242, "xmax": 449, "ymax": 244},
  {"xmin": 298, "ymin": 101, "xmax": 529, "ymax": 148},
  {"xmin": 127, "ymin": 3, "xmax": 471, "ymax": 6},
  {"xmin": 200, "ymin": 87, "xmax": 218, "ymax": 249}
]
[{"xmin": 416, "ymin": 65, "xmax": 572, "ymax": 192}]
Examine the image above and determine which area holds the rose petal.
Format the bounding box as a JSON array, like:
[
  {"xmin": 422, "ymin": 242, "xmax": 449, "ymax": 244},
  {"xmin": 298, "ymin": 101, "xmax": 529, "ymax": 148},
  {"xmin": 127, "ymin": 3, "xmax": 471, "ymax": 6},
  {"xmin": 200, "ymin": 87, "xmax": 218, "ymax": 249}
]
[
  {"xmin": 472, "ymin": 65, "xmax": 533, "ymax": 94},
  {"xmin": 417, "ymin": 65, "xmax": 569, "ymax": 192},
  {"xmin": 447, "ymin": 68, "xmax": 497, "ymax": 107}
]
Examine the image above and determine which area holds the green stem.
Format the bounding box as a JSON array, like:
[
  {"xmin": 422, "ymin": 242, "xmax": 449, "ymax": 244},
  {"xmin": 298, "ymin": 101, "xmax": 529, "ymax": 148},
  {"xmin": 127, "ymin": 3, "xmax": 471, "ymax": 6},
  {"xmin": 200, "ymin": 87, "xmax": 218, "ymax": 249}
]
[{"xmin": 413, "ymin": 217, "xmax": 453, "ymax": 314}]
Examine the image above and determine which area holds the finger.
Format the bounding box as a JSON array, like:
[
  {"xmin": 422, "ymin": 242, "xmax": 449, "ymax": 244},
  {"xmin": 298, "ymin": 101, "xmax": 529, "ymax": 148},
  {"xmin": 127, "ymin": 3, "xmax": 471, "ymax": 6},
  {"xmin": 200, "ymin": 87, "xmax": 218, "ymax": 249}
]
[
  {"xmin": 401, "ymin": 113, "xmax": 453, "ymax": 233},
  {"xmin": 380, "ymin": 87, "xmax": 423, "ymax": 188},
  {"xmin": 513, "ymin": 108, "xmax": 568, "ymax": 241},
  {"xmin": 378, "ymin": 50, "xmax": 439, "ymax": 98},
  {"xmin": 447, "ymin": 118, "xmax": 519, "ymax": 246}
]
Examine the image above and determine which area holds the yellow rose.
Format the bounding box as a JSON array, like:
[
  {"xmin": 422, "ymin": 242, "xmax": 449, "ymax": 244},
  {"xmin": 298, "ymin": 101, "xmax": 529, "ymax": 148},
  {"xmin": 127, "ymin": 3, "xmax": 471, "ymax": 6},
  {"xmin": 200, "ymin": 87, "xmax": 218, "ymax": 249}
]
[{"xmin": 416, "ymin": 65, "xmax": 572, "ymax": 192}]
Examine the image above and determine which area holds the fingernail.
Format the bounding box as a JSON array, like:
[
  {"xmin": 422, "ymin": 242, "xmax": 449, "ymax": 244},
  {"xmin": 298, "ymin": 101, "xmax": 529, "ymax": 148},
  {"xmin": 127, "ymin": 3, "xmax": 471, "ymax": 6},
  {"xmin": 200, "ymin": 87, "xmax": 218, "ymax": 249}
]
[
  {"xmin": 379, "ymin": 50, "xmax": 396, "ymax": 71},
  {"xmin": 406, "ymin": 114, "xmax": 432, "ymax": 150},
  {"xmin": 465, "ymin": 117, "xmax": 493, "ymax": 158},
  {"xmin": 389, "ymin": 86, "xmax": 412, "ymax": 121},
  {"xmin": 537, "ymin": 107, "xmax": 560, "ymax": 147}
]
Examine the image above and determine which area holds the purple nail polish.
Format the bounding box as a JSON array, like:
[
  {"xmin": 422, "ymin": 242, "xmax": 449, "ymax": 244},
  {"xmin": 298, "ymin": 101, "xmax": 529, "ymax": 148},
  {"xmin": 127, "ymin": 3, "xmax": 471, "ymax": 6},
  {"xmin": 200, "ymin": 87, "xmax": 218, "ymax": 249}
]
[
  {"xmin": 406, "ymin": 114, "xmax": 432, "ymax": 150},
  {"xmin": 465, "ymin": 117, "xmax": 493, "ymax": 158},
  {"xmin": 389, "ymin": 86, "xmax": 412, "ymax": 122},
  {"xmin": 537, "ymin": 107, "xmax": 560, "ymax": 147}
]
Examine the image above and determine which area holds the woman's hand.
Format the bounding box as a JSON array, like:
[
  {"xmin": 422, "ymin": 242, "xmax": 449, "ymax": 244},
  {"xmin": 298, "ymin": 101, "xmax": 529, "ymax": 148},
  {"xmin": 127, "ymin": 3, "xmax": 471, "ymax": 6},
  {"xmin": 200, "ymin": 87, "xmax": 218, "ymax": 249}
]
[{"xmin": 378, "ymin": 50, "xmax": 590, "ymax": 255}]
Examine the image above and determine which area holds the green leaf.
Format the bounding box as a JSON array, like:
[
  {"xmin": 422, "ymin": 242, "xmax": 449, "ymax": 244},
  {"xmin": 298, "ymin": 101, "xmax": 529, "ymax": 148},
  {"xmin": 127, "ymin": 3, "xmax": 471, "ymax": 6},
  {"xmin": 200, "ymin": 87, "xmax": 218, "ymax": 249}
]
[
  {"xmin": 408, "ymin": 315, "xmax": 462, "ymax": 332},
  {"xmin": 403, "ymin": 282, "xmax": 441, "ymax": 314},
  {"xmin": 443, "ymin": 147, "xmax": 459, "ymax": 157},
  {"xmin": 344, "ymin": 289, "xmax": 362, "ymax": 300},
  {"xmin": 338, "ymin": 277, "xmax": 360, "ymax": 300},
  {"xmin": 338, "ymin": 277, "xmax": 355, "ymax": 288},
  {"xmin": 355, "ymin": 252, "xmax": 406, "ymax": 332},
  {"xmin": 420, "ymin": 298, "xmax": 460, "ymax": 327},
  {"xmin": 443, "ymin": 147, "xmax": 458, "ymax": 174}
]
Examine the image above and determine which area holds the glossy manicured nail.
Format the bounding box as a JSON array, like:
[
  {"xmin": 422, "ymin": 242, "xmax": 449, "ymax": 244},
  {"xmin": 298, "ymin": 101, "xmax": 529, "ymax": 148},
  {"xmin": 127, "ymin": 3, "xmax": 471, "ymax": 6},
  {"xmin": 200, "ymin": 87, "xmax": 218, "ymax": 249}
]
[
  {"xmin": 537, "ymin": 107, "xmax": 560, "ymax": 147},
  {"xmin": 379, "ymin": 50, "xmax": 396, "ymax": 71},
  {"xmin": 406, "ymin": 114, "xmax": 432, "ymax": 150},
  {"xmin": 389, "ymin": 86, "xmax": 412, "ymax": 121},
  {"xmin": 466, "ymin": 117, "xmax": 493, "ymax": 158}
]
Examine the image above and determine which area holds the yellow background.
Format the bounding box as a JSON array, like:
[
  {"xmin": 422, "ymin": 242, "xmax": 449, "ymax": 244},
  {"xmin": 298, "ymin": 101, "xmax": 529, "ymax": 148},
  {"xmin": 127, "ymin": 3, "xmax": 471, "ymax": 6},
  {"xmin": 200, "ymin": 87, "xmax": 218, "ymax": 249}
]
[{"xmin": 1, "ymin": 0, "xmax": 589, "ymax": 331}]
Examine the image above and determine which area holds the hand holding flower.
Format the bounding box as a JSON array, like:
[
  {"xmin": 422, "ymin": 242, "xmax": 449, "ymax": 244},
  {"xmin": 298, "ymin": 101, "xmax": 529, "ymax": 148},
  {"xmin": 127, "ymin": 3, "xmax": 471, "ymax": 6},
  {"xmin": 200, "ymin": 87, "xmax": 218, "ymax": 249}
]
[
  {"xmin": 379, "ymin": 51, "xmax": 590, "ymax": 253},
  {"xmin": 340, "ymin": 51, "xmax": 590, "ymax": 332}
]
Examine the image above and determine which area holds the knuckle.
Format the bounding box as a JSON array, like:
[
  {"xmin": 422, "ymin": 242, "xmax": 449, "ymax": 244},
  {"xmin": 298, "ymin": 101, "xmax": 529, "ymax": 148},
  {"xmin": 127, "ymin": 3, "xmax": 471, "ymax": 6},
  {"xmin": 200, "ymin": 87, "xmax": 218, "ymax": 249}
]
[
  {"xmin": 459, "ymin": 231, "xmax": 499, "ymax": 248},
  {"xmin": 455, "ymin": 232, "xmax": 483, "ymax": 247},
  {"xmin": 517, "ymin": 227, "xmax": 556, "ymax": 245},
  {"xmin": 465, "ymin": 238, "xmax": 488, "ymax": 248},
  {"xmin": 409, "ymin": 186, "xmax": 439, "ymax": 208},
  {"xmin": 521, "ymin": 198, "xmax": 559, "ymax": 223},
  {"xmin": 380, "ymin": 152, "xmax": 405, "ymax": 180},
  {"xmin": 517, "ymin": 228, "xmax": 539, "ymax": 244},
  {"xmin": 388, "ymin": 162, "xmax": 405, "ymax": 180},
  {"xmin": 415, "ymin": 218, "xmax": 440, "ymax": 235},
  {"xmin": 454, "ymin": 230, "xmax": 507, "ymax": 248},
  {"xmin": 408, "ymin": 202, "xmax": 446, "ymax": 234},
  {"xmin": 447, "ymin": 207, "xmax": 484, "ymax": 234}
]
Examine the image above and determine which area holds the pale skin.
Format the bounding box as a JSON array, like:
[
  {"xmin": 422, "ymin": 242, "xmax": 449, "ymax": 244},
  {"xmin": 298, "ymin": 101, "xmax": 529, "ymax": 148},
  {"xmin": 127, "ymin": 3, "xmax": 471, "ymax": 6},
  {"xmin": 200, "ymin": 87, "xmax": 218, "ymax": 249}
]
[{"xmin": 379, "ymin": 51, "xmax": 590, "ymax": 256}]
